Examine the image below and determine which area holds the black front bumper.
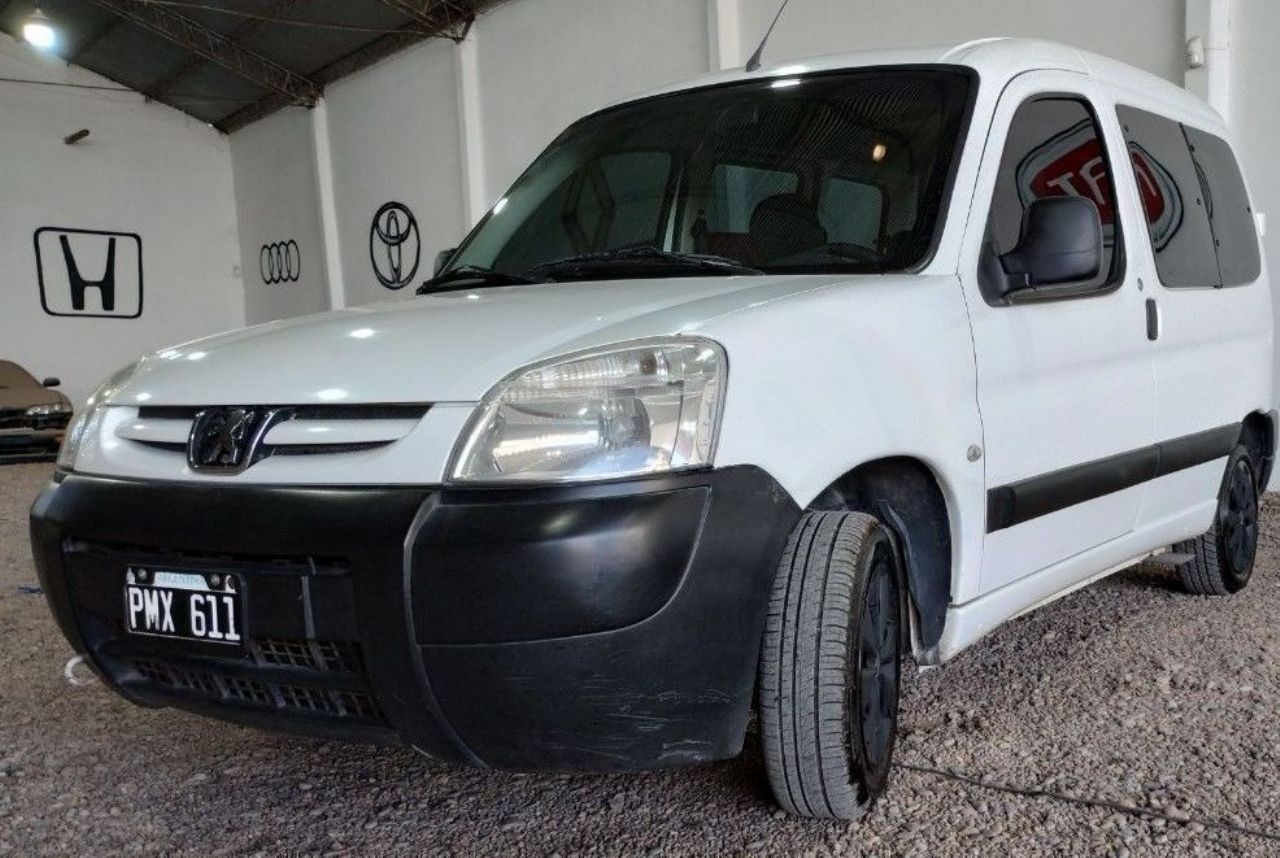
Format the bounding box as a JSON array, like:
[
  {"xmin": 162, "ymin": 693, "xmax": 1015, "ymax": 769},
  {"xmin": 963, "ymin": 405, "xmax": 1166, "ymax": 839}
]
[{"xmin": 30, "ymin": 466, "xmax": 798, "ymax": 770}]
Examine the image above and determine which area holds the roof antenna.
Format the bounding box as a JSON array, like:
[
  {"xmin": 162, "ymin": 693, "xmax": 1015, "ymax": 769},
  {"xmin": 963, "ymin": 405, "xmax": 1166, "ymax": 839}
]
[{"xmin": 745, "ymin": 0, "xmax": 794, "ymax": 72}]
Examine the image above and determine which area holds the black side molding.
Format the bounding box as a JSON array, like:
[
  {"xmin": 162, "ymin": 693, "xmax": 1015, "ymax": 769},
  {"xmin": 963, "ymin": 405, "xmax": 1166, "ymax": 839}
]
[{"xmin": 987, "ymin": 423, "xmax": 1240, "ymax": 533}]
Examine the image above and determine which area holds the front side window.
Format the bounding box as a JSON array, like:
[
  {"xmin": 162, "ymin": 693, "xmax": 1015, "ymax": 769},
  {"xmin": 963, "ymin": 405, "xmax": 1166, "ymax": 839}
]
[
  {"xmin": 436, "ymin": 69, "xmax": 973, "ymax": 288},
  {"xmin": 984, "ymin": 96, "xmax": 1123, "ymax": 296}
]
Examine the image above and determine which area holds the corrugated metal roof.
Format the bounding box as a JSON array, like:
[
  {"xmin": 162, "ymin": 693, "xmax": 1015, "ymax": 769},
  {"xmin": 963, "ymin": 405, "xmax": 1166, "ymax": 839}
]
[{"xmin": 0, "ymin": 0, "xmax": 494, "ymax": 131}]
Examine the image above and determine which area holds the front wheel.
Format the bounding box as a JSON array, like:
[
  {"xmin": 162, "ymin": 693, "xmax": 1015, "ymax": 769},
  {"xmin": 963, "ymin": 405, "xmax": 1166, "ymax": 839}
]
[
  {"xmin": 1174, "ymin": 443, "xmax": 1260, "ymax": 595},
  {"xmin": 759, "ymin": 511, "xmax": 903, "ymax": 820}
]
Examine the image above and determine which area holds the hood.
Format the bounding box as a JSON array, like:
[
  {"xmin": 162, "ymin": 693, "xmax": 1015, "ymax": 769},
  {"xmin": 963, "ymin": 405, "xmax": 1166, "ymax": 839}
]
[
  {"xmin": 110, "ymin": 274, "xmax": 858, "ymax": 407},
  {"xmin": 0, "ymin": 386, "xmax": 64, "ymax": 411}
]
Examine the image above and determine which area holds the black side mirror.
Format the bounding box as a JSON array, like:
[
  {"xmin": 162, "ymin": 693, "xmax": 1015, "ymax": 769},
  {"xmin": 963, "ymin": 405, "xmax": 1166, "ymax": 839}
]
[
  {"xmin": 434, "ymin": 248, "xmax": 457, "ymax": 276},
  {"xmin": 42, "ymin": 377, "xmax": 61, "ymax": 388},
  {"xmin": 998, "ymin": 197, "xmax": 1102, "ymax": 296}
]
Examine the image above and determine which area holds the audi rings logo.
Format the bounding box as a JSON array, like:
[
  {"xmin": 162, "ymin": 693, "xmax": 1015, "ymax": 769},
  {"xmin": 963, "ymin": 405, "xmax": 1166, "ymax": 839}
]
[
  {"xmin": 260, "ymin": 240, "xmax": 301, "ymax": 284},
  {"xmin": 370, "ymin": 201, "xmax": 420, "ymax": 290}
]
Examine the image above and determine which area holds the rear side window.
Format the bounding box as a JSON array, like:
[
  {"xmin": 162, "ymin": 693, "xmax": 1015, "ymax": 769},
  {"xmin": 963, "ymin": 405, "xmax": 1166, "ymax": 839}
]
[
  {"xmin": 707, "ymin": 164, "xmax": 798, "ymax": 233},
  {"xmin": 986, "ymin": 97, "xmax": 1122, "ymax": 292},
  {"xmin": 1115, "ymin": 106, "xmax": 1258, "ymax": 288},
  {"xmin": 819, "ymin": 178, "xmax": 884, "ymax": 248},
  {"xmin": 1183, "ymin": 127, "xmax": 1262, "ymax": 286}
]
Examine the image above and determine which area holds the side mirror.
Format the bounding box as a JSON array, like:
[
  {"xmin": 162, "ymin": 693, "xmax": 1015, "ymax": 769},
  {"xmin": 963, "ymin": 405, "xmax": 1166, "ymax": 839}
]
[
  {"xmin": 434, "ymin": 248, "xmax": 457, "ymax": 276},
  {"xmin": 42, "ymin": 377, "xmax": 61, "ymax": 388},
  {"xmin": 998, "ymin": 197, "xmax": 1102, "ymax": 296}
]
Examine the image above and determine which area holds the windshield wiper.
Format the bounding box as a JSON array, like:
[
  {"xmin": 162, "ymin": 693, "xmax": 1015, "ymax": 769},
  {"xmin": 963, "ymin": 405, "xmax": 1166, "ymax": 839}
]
[
  {"xmin": 416, "ymin": 265, "xmax": 543, "ymax": 295},
  {"xmin": 526, "ymin": 247, "xmax": 763, "ymax": 281}
]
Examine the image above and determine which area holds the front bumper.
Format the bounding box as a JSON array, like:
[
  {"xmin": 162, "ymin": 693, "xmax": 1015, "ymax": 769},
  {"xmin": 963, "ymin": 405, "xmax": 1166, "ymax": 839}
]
[
  {"xmin": 0, "ymin": 423, "xmax": 66, "ymax": 462},
  {"xmin": 30, "ymin": 466, "xmax": 798, "ymax": 770}
]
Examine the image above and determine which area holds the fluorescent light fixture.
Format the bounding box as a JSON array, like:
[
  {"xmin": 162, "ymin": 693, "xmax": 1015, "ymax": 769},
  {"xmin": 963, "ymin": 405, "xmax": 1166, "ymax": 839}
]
[
  {"xmin": 23, "ymin": 8, "xmax": 56, "ymax": 50},
  {"xmin": 771, "ymin": 78, "xmax": 802, "ymax": 89}
]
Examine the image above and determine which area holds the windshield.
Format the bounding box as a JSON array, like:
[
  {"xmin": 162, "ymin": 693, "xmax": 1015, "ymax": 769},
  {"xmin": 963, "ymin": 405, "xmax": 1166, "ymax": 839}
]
[{"xmin": 437, "ymin": 68, "xmax": 973, "ymax": 288}]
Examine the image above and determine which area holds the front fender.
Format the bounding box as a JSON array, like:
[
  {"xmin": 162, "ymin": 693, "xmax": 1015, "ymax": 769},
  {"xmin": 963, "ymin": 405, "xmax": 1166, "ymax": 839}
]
[{"xmin": 702, "ymin": 274, "xmax": 987, "ymax": 604}]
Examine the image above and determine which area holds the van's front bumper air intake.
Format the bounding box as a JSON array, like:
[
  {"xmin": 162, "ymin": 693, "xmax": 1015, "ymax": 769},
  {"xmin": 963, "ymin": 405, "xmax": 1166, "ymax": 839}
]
[{"xmin": 29, "ymin": 466, "xmax": 799, "ymax": 770}]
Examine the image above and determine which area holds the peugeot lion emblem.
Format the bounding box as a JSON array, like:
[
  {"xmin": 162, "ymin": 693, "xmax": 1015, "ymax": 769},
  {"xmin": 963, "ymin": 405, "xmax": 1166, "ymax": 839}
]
[{"xmin": 188, "ymin": 407, "xmax": 283, "ymax": 474}]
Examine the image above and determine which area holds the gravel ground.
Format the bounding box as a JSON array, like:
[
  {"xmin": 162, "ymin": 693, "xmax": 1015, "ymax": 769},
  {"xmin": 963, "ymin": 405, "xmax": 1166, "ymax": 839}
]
[{"xmin": 3, "ymin": 461, "xmax": 1279, "ymax": 856}]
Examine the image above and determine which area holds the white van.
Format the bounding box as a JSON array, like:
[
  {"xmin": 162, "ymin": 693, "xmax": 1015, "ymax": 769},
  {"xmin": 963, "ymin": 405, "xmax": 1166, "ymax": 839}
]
[{"xmin": 32, "ymin": 39, "xmax": 1273, "ymax": 819}]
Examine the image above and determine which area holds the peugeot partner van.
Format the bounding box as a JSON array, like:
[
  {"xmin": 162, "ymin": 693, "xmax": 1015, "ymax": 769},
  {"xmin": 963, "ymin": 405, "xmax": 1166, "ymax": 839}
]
[{"xmin": 31, "ymin": 39, "xmax": 1274, "ymax": 819}]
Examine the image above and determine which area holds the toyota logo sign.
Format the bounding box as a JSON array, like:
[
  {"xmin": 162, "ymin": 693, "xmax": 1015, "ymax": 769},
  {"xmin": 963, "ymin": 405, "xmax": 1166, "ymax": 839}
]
[{"xmin": 369, "ymin": 201, "xmax": 420, "ymax": 290}]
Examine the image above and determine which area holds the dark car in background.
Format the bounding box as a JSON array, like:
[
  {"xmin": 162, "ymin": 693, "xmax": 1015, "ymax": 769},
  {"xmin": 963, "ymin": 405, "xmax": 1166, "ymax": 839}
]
[{"xmin": 0, "ymin": 361, "xmax": 72, "ymax": 462}]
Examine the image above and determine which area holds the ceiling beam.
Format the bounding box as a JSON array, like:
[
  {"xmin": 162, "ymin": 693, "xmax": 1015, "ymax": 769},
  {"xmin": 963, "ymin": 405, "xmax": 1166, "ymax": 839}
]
[
  {"xmin": 144, "ymin": 0, "xmax": 300, "ymax": 100},
  {"xmin": 83, "ymin": 0, "xmax": 320, "ymax": 107},
  {"xmin": 374, "ymin": 0, "xmax": 475, "ymax": 40},
  {"xmin": 213, "ymin": 22, "xmax": 427, "ymax": 133},
  {"xmin": 70, "ymin": 17, "xmax": 125, "ymax": 62},
  {"xmin": 215, "ymin": 0, "xmax": 498, "ymax": 132}
]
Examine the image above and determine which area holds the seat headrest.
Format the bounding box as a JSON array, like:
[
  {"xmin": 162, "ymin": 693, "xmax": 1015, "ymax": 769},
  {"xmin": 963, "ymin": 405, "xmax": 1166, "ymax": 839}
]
[{"xmin": 749, "ymin": 194, "xmax": 828, "ymax": 264}]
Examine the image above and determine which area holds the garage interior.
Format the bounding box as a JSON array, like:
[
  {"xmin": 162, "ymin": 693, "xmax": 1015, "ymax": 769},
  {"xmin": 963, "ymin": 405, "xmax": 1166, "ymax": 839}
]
[{"xmin": 3, "ymin": 0, "xmax": 1280, "ymax": 854}]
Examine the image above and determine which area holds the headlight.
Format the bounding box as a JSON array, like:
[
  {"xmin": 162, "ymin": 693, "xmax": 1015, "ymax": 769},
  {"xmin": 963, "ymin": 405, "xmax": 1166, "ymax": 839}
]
[
  {"xmin": 450, "ymin": 339, "xmax": 726, "ymax": 483},
  {"xmin": 26, "ymin": 402, "xmax": 72, "ymax": 417},
  {"xmin": 57, "ymin": 361, "xmax": 140, "ymax": 470}
]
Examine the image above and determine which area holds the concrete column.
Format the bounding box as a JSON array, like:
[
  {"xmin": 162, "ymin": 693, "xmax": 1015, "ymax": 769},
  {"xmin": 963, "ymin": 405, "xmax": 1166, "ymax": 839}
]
[
  {"xmin": 454, "ymin": 28, "xmax": 488, "ymax": 227},
  {"xmin": 310, "ymin": 98, "xmax": 346, "ymax": 311},
  {"xmin": 708, "ymin": 0, "xmax": 742, "ymax": 71},
  {"xmin": 1185, "ymin": 0, "xmax": 1234, "ymax": 121}
]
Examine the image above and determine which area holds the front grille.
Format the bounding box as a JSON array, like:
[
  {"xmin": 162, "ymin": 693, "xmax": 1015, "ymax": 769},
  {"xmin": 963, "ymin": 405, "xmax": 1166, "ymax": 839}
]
[
  {"xmin": 0, "ymin": 409, "xmax": 68, "ymax": 432},
  {"xmin": 0, "ymin": 410, "xmax": 31, "ymax": 431},
  {"xmin": 250, "ymin": 637, "xmax": 365, "ymax": 674},
  {"xmin": 62, "ymin": 537, "xmax": 393, "ymax": 736},
  {"xmin": 123, "ymin": 403, "xmax": 431, "ymax": 462},
  {"xmin": 128, "ymin": 637, "xmax": 384, "ymax": 723},
  {"xmin": 66, "ymin": 539, "xmax": 350, "ymax": 578},
  {"xmin": 136, "ymin": 404, "xmax": 430, "ymax": 421}
]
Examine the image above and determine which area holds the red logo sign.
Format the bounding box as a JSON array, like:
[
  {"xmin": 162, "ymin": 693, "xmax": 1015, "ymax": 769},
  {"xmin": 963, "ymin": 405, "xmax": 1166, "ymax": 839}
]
[{"xmin": 1017, "ymin": 121, "xmax": 1184, "ymax": 249}]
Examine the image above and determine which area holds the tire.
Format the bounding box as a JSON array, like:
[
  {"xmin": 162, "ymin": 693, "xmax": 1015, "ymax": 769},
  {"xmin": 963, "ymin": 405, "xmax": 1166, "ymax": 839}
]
[
  {"xmin": 759, "ymin": 510, "xmax": 903, "ymax": 820},
  {"xmin": 1174, "ymin": 443, "xmax": 1260, "ymax": 595}
]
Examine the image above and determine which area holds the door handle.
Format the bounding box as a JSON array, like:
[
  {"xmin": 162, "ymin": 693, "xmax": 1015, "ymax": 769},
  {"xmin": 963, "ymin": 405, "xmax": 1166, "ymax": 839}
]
[{"xmin": 1145, "ymin": 298, "xmax": 1160, "ymax": 341}]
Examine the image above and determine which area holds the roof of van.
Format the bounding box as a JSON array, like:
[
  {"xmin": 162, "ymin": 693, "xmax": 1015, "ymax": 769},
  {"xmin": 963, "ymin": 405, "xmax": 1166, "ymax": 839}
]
[{"xmin": 624, "ymin": 37, "xmax": 1222, "ymax": 130}]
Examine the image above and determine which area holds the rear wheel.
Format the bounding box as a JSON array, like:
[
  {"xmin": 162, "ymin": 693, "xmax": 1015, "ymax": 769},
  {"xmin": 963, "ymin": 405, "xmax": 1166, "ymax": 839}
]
[
  {"xmin": 759, "ymin": 511, "xmax": 902, "ymax": 820},
  {"xmin": 1174, "ymin": 443, "xmax": 1260, "ymax": 595}
]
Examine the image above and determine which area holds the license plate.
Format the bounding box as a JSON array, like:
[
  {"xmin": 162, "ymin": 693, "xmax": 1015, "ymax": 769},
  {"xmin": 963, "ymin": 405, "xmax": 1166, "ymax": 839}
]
[{"xmin": 124, "ymin": 567, "xmax": 243, "ymax": 645}]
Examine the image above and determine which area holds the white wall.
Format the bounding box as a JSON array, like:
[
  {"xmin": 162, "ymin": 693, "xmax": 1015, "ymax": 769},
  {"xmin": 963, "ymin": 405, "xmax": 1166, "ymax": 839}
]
[
  {"xmin": 475, "ymin": 0, "xmax": 712, "ymax": 197},
  {"xmin": 322, "ymin": 38, "xmax": 468, "ymax": 308},
  {"xmin": 0, "ymin": 34, "xmax": 242, "ymax": 405},
  {"xmin": 1228, "ymin": 0, "xmax": 1280, "ymax": 450},
  {"xmin": 738, "ymin": 0, "xmax": 1188, "ymax": 82},
  {"xmin": 229, "ymin": 107, "xmax": 330, "ymax": 325},
  {"xmin": 1230, "ymin": 0, "xmax": 1280, "ymax": 356}
]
